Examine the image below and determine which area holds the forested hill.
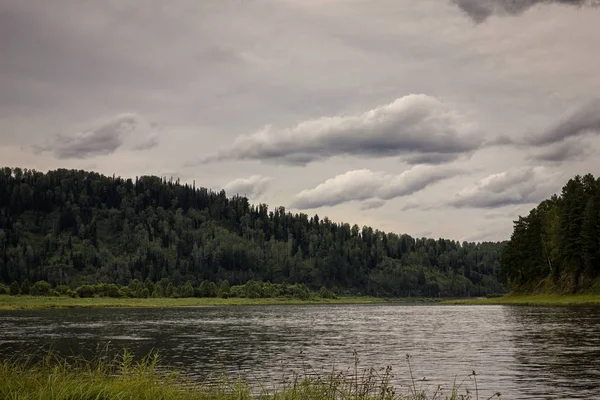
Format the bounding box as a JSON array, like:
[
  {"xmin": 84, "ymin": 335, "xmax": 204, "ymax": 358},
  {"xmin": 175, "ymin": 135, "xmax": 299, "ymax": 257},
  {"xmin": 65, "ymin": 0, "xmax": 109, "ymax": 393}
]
[
  {"xmin": 501, "ymin": 174, "xmax": 600, "ymax": 293},
  {"xmin": 0, "ymin": 167, "xmax": 506, "ymax": 297}
]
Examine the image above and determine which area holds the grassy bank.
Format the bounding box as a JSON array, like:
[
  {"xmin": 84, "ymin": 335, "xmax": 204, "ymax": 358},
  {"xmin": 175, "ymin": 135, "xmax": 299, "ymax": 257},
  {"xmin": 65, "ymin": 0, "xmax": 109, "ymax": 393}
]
[
  {"xmin": 0, "ymin": 295, "xmax": 441, "ymax": 310},
  {"xmin": 0, "ymin": 351, "xmax": 496, "ymax": 400},
  {"xmin": 442, "ymin": 294, "xmax": 600, "ymax": 306}
]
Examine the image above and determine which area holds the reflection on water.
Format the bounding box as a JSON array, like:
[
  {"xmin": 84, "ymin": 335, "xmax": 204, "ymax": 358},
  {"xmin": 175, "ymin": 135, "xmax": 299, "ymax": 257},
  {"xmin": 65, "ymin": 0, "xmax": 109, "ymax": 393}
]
[
  {"xmin": 1, "ymin": 304, "xmax": 599, "ymax": 399},
  {"xmin": 504, "ymin": 307, "xmax": 600, "ymax": 399}
]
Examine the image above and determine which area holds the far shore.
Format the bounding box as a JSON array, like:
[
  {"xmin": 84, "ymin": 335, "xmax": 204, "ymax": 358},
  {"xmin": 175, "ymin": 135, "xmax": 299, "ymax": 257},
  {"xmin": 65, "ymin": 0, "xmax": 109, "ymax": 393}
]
[
  {"xmin": 0, "ymin": 295, "xmax": 444, "ymax": 310},
  {"xmin": 442, "ymin": 294, "xmax": 600, "ymax": 306}
]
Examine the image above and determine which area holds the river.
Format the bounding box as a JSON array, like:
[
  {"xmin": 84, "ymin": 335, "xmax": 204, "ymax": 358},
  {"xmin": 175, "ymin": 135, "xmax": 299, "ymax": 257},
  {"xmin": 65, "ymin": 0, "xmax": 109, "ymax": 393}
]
[{"xmin": 1, "ymin": 304, "xmax": 599, "ymax": 399}]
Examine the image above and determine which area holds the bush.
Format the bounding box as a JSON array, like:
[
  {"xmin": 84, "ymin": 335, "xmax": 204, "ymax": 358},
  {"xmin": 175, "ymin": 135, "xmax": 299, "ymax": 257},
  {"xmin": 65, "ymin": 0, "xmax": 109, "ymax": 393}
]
[
  {"xmin": 119, "ymin": 287, "xmax": 135, "ymax": 298},
  {"xmin": 218, "ymin": 280, "xmax": 230, "ymax": 298},
  {"xmin": 30, "ymin": 281, "xmax": 52, "ymax": 296},
  {"xmin": 139, "ymin": 288, "xmax": 150, "ymax": 298},
  {"xmin": 9, "ymin": 281, "xmax": 19, "ymax": 296},
  {"xmin": 293, "ymin": 283, "xmax": 311, "ymax": 300},
  {"xmin": 319, "ymin": 286, "xmax": 337, "ymax": 299},
  {"xmin": 165, "ymin": 282, "xmax": 175, "ymax": 298},
  {"xmin": 55, "ymin": 285, "xmax": 70, "ymax": 295},
  {"xmin": 75, "ymin": 285, "xmax": 95, "ymax": 298},
  {"xmin": 20, "ymin": 279, "xmax": 30, "ymax": 295},
  {"xmin": 0, "ymin": 284, "xmax": 7, "ymax": 295}
]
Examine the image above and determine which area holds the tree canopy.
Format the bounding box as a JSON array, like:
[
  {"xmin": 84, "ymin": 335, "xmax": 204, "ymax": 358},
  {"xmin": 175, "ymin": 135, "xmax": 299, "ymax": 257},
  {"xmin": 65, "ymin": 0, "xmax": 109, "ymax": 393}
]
[
  {"xmin": 501, "ymin": 174, "xmax": 600, "ymax": 292},
  {"xmin": 0, "ymin": 167, "xmax": 506, "ymax": 297}
]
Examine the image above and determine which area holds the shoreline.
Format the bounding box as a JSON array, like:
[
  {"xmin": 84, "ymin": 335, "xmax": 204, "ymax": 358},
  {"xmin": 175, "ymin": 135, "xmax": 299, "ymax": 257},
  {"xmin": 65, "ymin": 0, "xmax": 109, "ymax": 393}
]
[
  {"xmin": 442, "ymin": 294, "xmax": 600, "ymax": 306},
  {"xmin": 0, "ymin": 295, "xmax": 443, "ymax": 311}
]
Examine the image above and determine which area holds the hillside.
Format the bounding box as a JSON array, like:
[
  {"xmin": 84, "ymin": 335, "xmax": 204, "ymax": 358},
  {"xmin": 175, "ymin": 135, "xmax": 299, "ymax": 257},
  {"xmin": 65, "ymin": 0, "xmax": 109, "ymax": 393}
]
[
  {"xmin": 501, "ymin": 174, "xmax": 600, "ymax": 293},
  {"xmin": 0, "ymin": 167, "xmax": 506, "ymax": 297}
]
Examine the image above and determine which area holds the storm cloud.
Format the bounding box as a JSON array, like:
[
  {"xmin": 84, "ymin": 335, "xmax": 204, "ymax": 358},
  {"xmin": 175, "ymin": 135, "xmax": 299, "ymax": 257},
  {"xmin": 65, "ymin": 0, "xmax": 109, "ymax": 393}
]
[
  {"xmin": 195, "ymin": 94, "xmax": 482, "ymax": 166},
  {"xmin": 451, "ymin": 167, "xmax": 560, "ymax": 208},
  {"xmin": 33, "ymin": 113, "xmax": 150, "ymax": 159},
  {"xmin": 223, "ymin": 175, "xmax": 272, "ymax": 199},
  {"xmin": 291, "ymin": 166, "xmax": 458, "ymax": 209},
  {"xmin": 453, "ymin": 0, "xmax": 600, "ymax": 22}
]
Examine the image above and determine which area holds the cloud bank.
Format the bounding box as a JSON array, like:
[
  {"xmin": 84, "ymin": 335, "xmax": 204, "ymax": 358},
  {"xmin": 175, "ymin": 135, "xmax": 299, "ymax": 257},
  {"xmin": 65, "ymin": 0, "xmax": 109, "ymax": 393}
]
[
  {"xmin": 223, "ymin": 175, "xmax": 272, "ymax": 198},
  {"xmin": 451, "ymin": 166, "xmax": 560, "ymax": 208},
  {"xmin": 453, "ymin": 0, "xmax": 600, "ymax": 22},
  {"xmin": 196, "ymin": 94, "xmax": 482, "ymax": 166},
  {"xmin": 291, "ymin": 166, "xmax": 458, "ymax": 209}
]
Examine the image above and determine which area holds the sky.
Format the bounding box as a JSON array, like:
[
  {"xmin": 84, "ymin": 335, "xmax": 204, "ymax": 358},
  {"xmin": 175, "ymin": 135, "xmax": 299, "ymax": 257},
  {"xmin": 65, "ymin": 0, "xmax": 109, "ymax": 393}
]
[{"xmin": 1, "ymin": 0, "xmax": 599, "ymax": 242}]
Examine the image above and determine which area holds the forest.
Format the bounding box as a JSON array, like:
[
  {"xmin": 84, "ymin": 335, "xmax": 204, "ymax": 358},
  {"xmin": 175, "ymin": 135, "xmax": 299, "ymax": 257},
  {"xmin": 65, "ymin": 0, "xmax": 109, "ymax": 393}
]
[
  {"xmin": 501, "ymin": 174, "xmax": 600, "ymax": 293},
  {"xmin": 0, "ymin": 167, "xmax": 506, "ymax": 298}
]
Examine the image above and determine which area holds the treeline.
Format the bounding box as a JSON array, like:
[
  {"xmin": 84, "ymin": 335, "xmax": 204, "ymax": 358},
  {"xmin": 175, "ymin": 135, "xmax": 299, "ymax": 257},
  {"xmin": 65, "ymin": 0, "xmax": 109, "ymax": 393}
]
[
  {"xmin": 0, "ymin": 167, "xmax": 506, "ymax": 297},
  {"xmin": 0, "ymin": 278, "xmax": 334, "ymax": 300},
  {"xmin": 501, "ymin": 174, "xmax": 600, "ymax": 292}
]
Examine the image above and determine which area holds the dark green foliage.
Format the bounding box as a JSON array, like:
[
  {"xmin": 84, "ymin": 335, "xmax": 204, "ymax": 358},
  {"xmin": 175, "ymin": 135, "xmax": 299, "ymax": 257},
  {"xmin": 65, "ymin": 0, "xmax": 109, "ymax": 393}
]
[
  {"xmin": 9, "ymin": 281, "xmax": 19, "ymax": 296},
  {"xmin": 0, "ymin": 284, "xmax": 6, "ymax": 295},
  {"xmin": 30, "ymin": 280, "xmax": 52, "ymax": 296},
  {"xmin": 501, "ymin": 174, "xmax": 600, "ymax": 292},
  {"xmin": 0, "ymin": 167, "xmax": 506, "ymax": 297},
  {"xmin": 319, "ymin": 286, "xmax": 337, "ymax": 299},
  {"xmin": 165, "ymin": 282, "xmax": 175, "ymax": 298},
  {"xmin": 75, "ymin": 285, "xmax": 95, "ymax": 298},
  {"xmin": 218, "ymin": 280, "xmax": 230, "ymax": 298},
  {"xmin": 20, "ymin": 279, "xmax": 30, "ymax": 295}
]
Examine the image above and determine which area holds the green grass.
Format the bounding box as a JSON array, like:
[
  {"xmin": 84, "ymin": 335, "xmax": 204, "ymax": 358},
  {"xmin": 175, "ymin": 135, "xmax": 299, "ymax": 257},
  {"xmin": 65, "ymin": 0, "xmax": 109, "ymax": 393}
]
[
  {"xmin": 0, "ymin": 351, "xmax": 498, "ymax": 400},
  {"xmin": 442, "ymin": 294, "xmax": 600, "ymax": 306},
  {"xmin": 0, "ymin": 295, "xmax": 441, "ymax": 310}
]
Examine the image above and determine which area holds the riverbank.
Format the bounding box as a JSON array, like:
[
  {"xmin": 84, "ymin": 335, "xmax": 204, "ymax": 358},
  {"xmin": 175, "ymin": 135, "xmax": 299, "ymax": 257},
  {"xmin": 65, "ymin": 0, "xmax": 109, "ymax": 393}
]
[
  {"xmin": 0, "ymin": 295, "xmax": 441, "ymax": 310},
  {"xmin": 443, "ymin": 294, "xmax": 600, "ymax": 306},
  {"xmin": 0, "ymin": 351, "xmax": 490, "ymax": 400}
]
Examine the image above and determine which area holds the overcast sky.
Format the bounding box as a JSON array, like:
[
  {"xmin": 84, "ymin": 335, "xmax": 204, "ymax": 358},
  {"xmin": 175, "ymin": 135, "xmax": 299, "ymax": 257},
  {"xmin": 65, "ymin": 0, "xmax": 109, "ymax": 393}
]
[{"xmin": 1, "ymin": 0, "xmax": 599, "ymax": 242}]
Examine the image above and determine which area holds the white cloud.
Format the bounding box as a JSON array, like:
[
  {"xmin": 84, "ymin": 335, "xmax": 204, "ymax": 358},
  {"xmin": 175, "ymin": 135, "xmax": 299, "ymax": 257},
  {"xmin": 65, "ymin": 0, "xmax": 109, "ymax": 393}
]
[
  {"xmin": 196, "ymin": 94, "xmax": 482, "ymax": 166},
  {"xmin": 451, "ymin": 166, "xmax": 561, "ymax": 208},
  {"xmin": 291, "ymin": 165, "xmax": 458, "ymax": 209},
  {"xmin": 223, "ymin": 175, "xmax": 272, "ymax": 199}
]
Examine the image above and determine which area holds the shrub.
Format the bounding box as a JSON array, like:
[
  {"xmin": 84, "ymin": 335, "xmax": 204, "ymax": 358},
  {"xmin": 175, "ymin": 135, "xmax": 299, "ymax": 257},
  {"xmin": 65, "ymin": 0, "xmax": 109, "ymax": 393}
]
[
  {"xmin": 151, "ymin": 284, "xmax": 164, "ymax": 298},
  {"xmin": 75, "ymin": 285, "xmax": 95, "ymax": 298},
  {"xmin": 0, "ymin": 284, "xmax": 7, "ymax": 295},
  {"xmin": 319, "ymin": 286, "xmax": 337, "ymax": 299},
  {"xmin": 55, "ymin": 285, "xmax": 70, "ymax": 295},
  {"xmin": 165, "ymin": 282, "xmax": 175, "ymax": 298},
  {"xmin": 139, "ymin": 288, "xmax": 150, "ymax": 298},
  {"xmin": 218, "ymin": 280, "xmax": 230, "ymax": 298},
  {"xmin": 293, "ymin": 283, "xmax": 311, "ymax": 300},
  {"xmin": 119, "ymin": 287, "xmax": 135, "ymax": 298},
  {"xmin": 31, "ymin": 281, "xmax": 52, "ymax": 296},
  {"xmin": 9, "ymin": 281, "xmax": 19, "ymax": 296},
  {"xmin": 20, "ymin": 279, "xmax": 30, "ymax": 295}
]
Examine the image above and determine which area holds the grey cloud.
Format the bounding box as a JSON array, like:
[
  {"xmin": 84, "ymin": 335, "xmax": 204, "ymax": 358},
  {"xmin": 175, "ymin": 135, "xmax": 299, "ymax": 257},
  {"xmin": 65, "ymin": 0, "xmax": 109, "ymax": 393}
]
[
  {"xmin": 403, "ymin": 153, "xmax": 467, "ymax": 165},
  {"xmin": 194, "ymin": 94, "xmax": 482, "ymax": 166},
  {"xmin": 33, "ymin": 113, "xmax": 147, "ymax": 159},
  {"xmin": 223, "ymin": 175, "xmax": 272, "ymax": 199},
  {"xmin": 528, "ymin": 100, "xmax": 600, "ymax": 146},
  {"xmin": 451, "ymin": 166, "xmax": 560, "ymax": 208},
  {"xmin": 131, "ymin": 135, "xmax": 159, "ymax": 151},
  {"xmin": 291, "ymin": 166, "xmax": 458, "ymax": 210},
  {"xmin": 528, "ymin": 137, "xmax": 591, "ymax": 163},
  {"xmin": 359, "ymin": 200, "xmax": 386, "ymax": 211},
  {"xmin": 453, "ymin": 0, "xmax": 599, "ymax": 22}
]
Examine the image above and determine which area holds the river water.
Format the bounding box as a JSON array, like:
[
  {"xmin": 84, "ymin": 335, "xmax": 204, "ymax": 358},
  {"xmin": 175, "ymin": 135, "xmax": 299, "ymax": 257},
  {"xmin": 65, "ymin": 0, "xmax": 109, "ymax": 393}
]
[{"xmin": 1, "ymin": 304, "xmax": 599, "ymax": 399}]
